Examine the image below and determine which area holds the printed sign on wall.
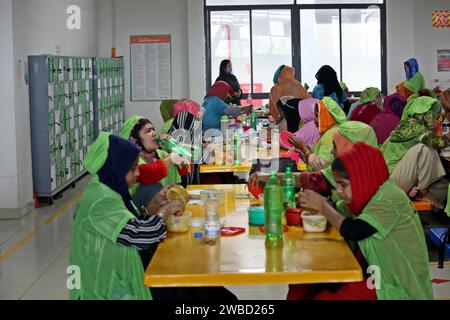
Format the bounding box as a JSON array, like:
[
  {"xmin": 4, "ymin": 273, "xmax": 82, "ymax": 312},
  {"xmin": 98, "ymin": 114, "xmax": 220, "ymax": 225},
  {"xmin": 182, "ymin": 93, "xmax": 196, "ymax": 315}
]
[{"xmin": 130, "ymin": 35, "xmax": 172, "ymax": 101}]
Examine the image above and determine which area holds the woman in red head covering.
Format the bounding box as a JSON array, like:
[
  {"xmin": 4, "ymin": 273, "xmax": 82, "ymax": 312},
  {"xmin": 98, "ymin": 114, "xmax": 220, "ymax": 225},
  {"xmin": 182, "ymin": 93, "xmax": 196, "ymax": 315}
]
[{"xmin": 288, "ymin": 142, "xmax": 432, "ymax": 300}]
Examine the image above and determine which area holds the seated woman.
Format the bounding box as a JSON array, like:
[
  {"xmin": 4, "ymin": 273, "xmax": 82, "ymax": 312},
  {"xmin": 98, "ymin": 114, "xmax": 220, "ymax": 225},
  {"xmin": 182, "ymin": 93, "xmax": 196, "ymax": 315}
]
[
  {"xmin": 69, "ymin": 133, "xmax": 185, "ymax": 300},
  {"xmin": 347, "ymin": 87, "xmax": 383, "ymax": 124},
  {"xmin": 280, "ymin": 98, "xmax": 321, "ymax": 153},
  {"xmin": 119, "ymin": 116, "xmax": 191, "ymax": 210},
  {"xmin": 396, "ymin": 58, "xmax": 426, "ymax": 99},
  {"xmin": 269, "ymin": 65, "xmax": 311, "ymax": 131},
  {"xmin": 202, "ymin": 81, "xmax": 250, "ymax": 132},
  {"xmin": 250, "ymin": 121, "xmax": 378, "ymax": 196},
  {"xmin": 381, "ymin": 95, "xmax": 449, "ymax": 209},
  {"xmin": 289, "ymin": 142, "xmax": 433, "ymax": 300},
  {"xmin": 440, "ymin": 88, "xmax": 450, "ymax": 120},
  {"xmin": 167, "ymin": 99, "xmax": 204, "ymax": 185},
  {"xmin": 287, "ymin": 97, "xmax": 346, "ymax": 171},
  {"xmin": 311, "ymin": 65, "xmax": 350, "ymax": 112},
  {"xmin": 369, "ymin": 93, "xmax": 406, "ymax": 144},
  {"xmin": 277, "ymin": 96, "xmax": 302, "ymax": 133}
]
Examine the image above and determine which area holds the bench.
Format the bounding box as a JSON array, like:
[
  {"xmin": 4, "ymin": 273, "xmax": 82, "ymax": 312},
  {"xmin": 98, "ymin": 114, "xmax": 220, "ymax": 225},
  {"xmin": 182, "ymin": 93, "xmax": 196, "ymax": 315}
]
[{"xmin": 412, "ymin": 200, "xmax": 432, "ymax": 212}]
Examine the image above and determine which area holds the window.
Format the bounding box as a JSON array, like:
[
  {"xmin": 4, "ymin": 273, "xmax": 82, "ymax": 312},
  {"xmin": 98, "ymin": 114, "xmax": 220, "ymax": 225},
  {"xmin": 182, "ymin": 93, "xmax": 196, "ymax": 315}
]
[
  {"xmin": 252, "ymin": 10, "xmax": 292, "ymax": 95},
  {"xmin": 210, "ymin": 11, "xmax": 251, "ymax": 88},
  {"xmin": 207, "ymin": 0, "xmax": 293, "ymax": 5},
  {"xmin": 341, "ymin": 7, "xmax": 381, "ymax": 91},
  {"xmin": 205, "ymin": 1, "xmax": 386, "ymax": 96},
  {"xmin": 301, "ymin": 0, "xmax": 382, "ymax": 3},
  {"xmin": 300, "ymin": 9, "xmax": 340, "ymax": 89}
]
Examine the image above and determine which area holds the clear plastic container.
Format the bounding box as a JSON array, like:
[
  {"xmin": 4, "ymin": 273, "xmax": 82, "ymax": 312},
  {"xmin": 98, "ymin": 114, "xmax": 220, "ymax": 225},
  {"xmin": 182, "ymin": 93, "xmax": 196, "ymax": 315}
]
[
  {"xmin": 167, "ymin": 211, "xmax": 192, "ymax": 233},
  {"xmin": 301, "ymin": 211, "xmax": 327, "ymax": 233}
]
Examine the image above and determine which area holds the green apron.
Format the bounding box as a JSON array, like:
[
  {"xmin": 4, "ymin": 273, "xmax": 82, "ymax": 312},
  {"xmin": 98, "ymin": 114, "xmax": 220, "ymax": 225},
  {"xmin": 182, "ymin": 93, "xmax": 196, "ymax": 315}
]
[
  {"xmin": 338, "ymin": 180, "xmax": 433, "ymax": 300},
  {"xmin": 69, "ymin": 176, "xmax": 152, "ymax": 300},
  {"xmin": 381, "ymin": 96, "xmax": 440, "ymax": 174}
]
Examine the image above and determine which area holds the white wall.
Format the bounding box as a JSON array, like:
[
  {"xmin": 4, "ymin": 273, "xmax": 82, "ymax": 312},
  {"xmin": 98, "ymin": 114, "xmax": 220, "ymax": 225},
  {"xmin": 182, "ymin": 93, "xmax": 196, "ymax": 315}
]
[
  {"xmin": 0, "ymin": 0, "xmax": 99, "ymax": 216},
  {"xmin": 0, "ymin": 0, "xmax": 20, "ymax": 211},
  {"xmin": 187, "ymin": 0, "xmax": 207, "ymax": 104},
  {"xmin": 97, "ymin": 0, "xmax": 115, "ymax": 57},
  {"xmin": 386, "ymin": 0, "xmax": 416, "ymax": 94},
  {"xmin": 387, "ymin": 0, "xmax": 450, "ymax": 94},
  {"xmin": 413, "ymin": 0, "xmax": 450, "ymax": 90},
  {"xmin": 115, "ymin": 0, "xmax": 190, "ymax": 131}
]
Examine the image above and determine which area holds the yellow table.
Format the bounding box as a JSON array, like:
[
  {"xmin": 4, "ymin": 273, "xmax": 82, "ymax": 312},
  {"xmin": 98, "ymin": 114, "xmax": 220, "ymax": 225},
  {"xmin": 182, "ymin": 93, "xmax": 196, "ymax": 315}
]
[
  {"xmin": 144, "ymin": 185, "xmax": 363, "ymax": 287},
  {"xmin": 200, "ymin": 163, "xmax": 253, "ymax": 174}
]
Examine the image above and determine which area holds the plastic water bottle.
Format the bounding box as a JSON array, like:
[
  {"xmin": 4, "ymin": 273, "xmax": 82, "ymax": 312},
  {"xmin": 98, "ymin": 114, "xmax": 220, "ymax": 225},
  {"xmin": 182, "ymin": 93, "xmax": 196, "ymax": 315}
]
[
  {"xmin": 264, "ymin": 172, "xmax": 283, "ymax": 241},
  {"xmin": 204, "ymin": 192, "xmax": 221, "ymax": 245},
  {"xmin": 282, "ymin": 167, "xmax": 296, "ymax": 210},
  {"xmin": 220, "ymin": 115, "xmax": 229, "ymax": 140},
  {"xmin": 247, "ymin": 93, "xmax": 253, "ymax": 106},
  {"xmin": 443, "ymin": 118, "xmax": 450, "ymax": 135},
  {"xmin": 250, "ymin": 112, "xmax": 257, "ymax": 130},
  {"xmin": 233, "ymin": 131, "xmax": 240, "ymax": 165},
  {"xmin": 214, "ymin": 136, "xmax": 224, "ymax": 165}
]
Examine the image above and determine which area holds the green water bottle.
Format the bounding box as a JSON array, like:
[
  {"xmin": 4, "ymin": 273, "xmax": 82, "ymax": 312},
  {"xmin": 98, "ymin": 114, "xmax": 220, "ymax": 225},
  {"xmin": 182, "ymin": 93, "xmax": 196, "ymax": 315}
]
[
  {"xmin": 264, "ymin": 172, "xmax": 283, "ymax": 241},
  {"xmin": 250, "ymin": 112, "xmax": 257, "ymax": 130},
  {"xmin": 156, "ymin": 135, "xmax": 200, "ymax": 160},
  {"xmin": 282, "ymin": 167, "xmax": 296, "ymax": 209},
  {"xmin": 233, "ymin": 131, "xmax": 240, "ymax": 165}
]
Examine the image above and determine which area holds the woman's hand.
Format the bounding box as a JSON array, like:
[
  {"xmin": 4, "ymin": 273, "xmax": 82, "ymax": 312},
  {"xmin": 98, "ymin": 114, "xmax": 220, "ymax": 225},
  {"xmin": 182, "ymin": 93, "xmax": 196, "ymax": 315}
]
[
  {"xmin": 159, "ymin": 133, "xmax": 171, "ymax": 141},
  {"xmin": 171, "ymin": 153, "xmax": 191, "ymax": 173},
  {"xmin": 308, "ymin": 154, "xmax": 329, "ymax": 171},
  {"xmin": 240, "ymin": 105, "xmax": 253, "ymax": 114},
  {"xmin": 248, "ymin": 172, "xmax": 270, "ymax": 189},
  {"xmin": 287, "ymin": 135, "xmax": 306, "ymax": 150},
  {"xmin": 298, "ymin": 190, "xmax": 327, "ymax": 213},
  {"xmin": 154, "ymin": 184, "xmax": 174, "ymax": 206},
  {"xmin": 159, "ymin": 199, "xmax": 185, "ymax": 219}
]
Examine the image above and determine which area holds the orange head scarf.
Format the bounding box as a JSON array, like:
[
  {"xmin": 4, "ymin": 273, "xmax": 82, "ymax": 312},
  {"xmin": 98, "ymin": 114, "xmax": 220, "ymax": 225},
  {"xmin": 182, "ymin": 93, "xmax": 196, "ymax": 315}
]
[
  {"xmin": 336, "ymin": 142, "xmax": 389, "ymax": 216},
  {"xmin": 317, "ymin": 100, "xmax": 337, "ymax": 134}
]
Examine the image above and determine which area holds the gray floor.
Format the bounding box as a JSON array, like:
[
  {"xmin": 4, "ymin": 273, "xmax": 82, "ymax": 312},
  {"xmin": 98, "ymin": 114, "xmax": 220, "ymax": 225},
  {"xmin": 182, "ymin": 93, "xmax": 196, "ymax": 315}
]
[{"xmin": 0, "ymin": 175, "xmax": 448, "ymax": 300}]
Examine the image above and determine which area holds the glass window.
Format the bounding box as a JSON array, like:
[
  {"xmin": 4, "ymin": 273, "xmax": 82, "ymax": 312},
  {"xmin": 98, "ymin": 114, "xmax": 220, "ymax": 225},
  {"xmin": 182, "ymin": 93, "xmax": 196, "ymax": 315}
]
[
  {"xmin": 252, "ymin": 10, "xmax": 292, "ymax": 95},
  {"xmin": 210, "ymin": 11, "xmax": 251, "ymax": 89},
  {"xmin": 341, "ymin": 7, "xmax": 381, "ymax": 91},
  {"xmin": 300, "ymin": 0, "xmax": 382, "ymax": 4},
  {"xmin": 300, "ymin": 9, "xmax": 340, "ymax": 89},
  {"xmin": 207, "ymin": 0, "xmax": 293, "ymax": 5}
]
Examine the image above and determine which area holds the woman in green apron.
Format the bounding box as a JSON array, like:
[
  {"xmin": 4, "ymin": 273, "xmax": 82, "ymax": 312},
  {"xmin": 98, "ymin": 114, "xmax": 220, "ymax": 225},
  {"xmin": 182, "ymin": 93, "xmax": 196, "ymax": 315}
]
[
  {"xmin": 69, "ymin": 133, "xmax": 184, "ymax": 300},
  {"xmin": 291, "ymin": 142, "xmax": 433, "ymax": 300}
]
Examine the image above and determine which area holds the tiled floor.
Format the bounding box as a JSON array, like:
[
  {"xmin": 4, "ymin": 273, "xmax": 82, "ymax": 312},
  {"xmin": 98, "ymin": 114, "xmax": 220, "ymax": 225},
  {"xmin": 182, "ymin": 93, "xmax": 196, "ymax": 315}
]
[{"xmin": 0, "ymin": 175, "xmax": 448, "ymax": 300}]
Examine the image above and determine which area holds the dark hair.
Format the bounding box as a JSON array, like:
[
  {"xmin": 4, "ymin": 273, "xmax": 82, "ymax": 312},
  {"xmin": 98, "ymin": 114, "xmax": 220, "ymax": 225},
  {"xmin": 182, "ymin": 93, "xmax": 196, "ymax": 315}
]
[
  {"xmin": 130, "ymin": 118, "xmax": 152, "ymax": 149},
  {"xmin": 418, "ymin": 88, "xmax": 432, "ymax": 97},
  {"xmin": 219, "ymin": 59, "xmax": 231, "ymax": 76},
  {"xmin": 316, "ymin": 65, "xmax": 343, "ymax": 103},
  {"xmin": 331, "ymin": 157, "xmax": 349, "ymax": 180}
]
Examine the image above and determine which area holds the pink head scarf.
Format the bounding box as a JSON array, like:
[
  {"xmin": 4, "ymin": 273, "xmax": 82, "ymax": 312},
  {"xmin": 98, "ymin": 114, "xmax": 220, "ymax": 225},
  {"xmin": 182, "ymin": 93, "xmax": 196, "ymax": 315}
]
[
  {"xmin": 294, "ymin": 98, "xmax": 320, "ymax": 146},
  {"xmin": 173, "ymin": 99, "xmax": 205, "ymax": 120}
]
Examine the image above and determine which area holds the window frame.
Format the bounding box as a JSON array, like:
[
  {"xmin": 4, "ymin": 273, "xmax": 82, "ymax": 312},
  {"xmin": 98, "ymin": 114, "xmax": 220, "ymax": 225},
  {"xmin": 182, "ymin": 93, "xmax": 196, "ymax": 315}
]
[{"xmin": 204, "ymin": 0, "xmax": 387, "ymax": 99}]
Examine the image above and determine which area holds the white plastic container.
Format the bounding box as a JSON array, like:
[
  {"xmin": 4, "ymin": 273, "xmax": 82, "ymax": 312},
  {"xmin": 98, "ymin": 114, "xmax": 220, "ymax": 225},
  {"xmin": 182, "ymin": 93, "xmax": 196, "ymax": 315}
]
[{"xmin": 301, "ymin": 211, "xmax": 327, "ymax": 233}]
